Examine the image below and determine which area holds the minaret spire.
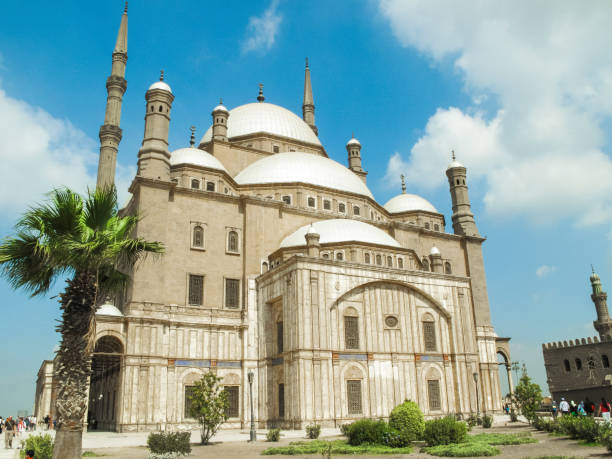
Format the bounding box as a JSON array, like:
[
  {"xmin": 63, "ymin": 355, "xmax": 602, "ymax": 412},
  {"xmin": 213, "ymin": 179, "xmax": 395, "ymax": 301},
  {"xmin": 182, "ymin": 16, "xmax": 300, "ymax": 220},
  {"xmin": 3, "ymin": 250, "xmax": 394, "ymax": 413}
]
[
  {"xmin": 302, "ymin": 58, "xmax": 318, "ymax": 135},
  {"xmin": 591, "ymin": 268, "xmax": 612, "ymax": 340},
  {"xmin": 97, "ymin": 4, "xmax": 129, "ymax": 189},
  {"xmin": 401, "ymin": 174, "xmax": 406, "ymax": 193}
]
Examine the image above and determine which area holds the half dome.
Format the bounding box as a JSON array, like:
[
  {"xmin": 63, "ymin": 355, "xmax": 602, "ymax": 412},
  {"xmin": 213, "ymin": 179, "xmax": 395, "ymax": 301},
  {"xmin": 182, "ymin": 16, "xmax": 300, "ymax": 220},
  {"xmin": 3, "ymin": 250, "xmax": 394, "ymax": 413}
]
[
  {"xmin": 234, "ymin": 152, "xmax": 374, "ymax": 198},
  {"xmin": 170, "ymin": 147, "xmax": 228, "ymax": 172},
  {"xmin": 200, "ymin": 102, "xmax": 322, "ymax": 146},
  {"xmin": 280, "ymin": 219, "xmax": 401, "ymax": 249},
  {"xmin": 383, "ymin": 193, "xmax": 437, "ymax": 214},
  {"xmin": 96, "ymin": 302, "xmax": 123, "ymax": 317}
]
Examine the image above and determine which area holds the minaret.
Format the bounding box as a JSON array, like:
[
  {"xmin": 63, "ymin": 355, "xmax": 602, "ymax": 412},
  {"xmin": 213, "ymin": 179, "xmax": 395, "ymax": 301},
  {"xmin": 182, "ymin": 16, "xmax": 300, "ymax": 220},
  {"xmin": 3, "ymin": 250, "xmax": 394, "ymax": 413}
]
[
  {"xmin": 97, "ymin": 2, "xmax": 129, "ymax": 189},
  {"xmin": 137, "ymin": 71, "xmax": 174, "ymax": 181},
  {"xmin": 591, "ymin": 267, "xmax": 612, "ymax": 340},
  {"xmin": 346, "ymin": 134, "xmax": 367, "ymax": 184},
  {"xmin": 212, "ymin": 98, "xmax": 229, "ymax": 142},
  {"xmin": 302, "ymin": 58, "xmax": 318, "ymax": 135},
  {"xmin": 446, "ymin": 151, "xmax": 480, "ymax": 237}
]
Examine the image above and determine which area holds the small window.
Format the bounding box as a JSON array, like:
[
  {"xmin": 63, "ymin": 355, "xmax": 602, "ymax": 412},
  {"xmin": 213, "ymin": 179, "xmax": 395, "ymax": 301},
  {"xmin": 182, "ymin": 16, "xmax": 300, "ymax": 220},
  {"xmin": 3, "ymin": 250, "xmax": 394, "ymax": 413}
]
[
  {"xmin": 224, "ymin": 386, "xmax": 239, "ymax": 418},
  {"xmin": 278, "ymin": 384, "xmax": 285, "ymax": 418},
  {"xmin": 191, "ymin": 179, "xmax": 200, "ymax": 189},
  {"xmin": 445, "ymin": 262, "xmax": 452, "ymax": 275},
  {"xmin": 184, "ymin": 386, "xmax": 195, "ymax": 418},
  {"xmin": 323, "ymin": 199, "xmax": 331, "ymax": 210},
  {"xmin": 603, "ymin": 355, "xmax": 610, "ymax": 368},
  {"xmin": 376, "ymin": 254, "xmax": 382, "ymax": 266},
  {"xmin": 188, "ymin": 274, "xmax": 204, "ymax": 306},
  {"xmin": 206, "ymin": 181, "xmax": 215, "ymax": 192},
  {"xmin": 336, "ymin": 252, "xmax": 344, "ymax": 261},
  {"xmin": 150, "ymin": 105, "xmax": 154, "ymax": 112},
  {"xmin": 563, "ymin": 359, "xmax": 571, "ymax": 372},
  {"xmin": 347, "ymin": 380, "xmax": 362, "ymax": 415},
  {"xmin": 322, "ymin": 253, "xmax": 329, "ymax": 259},
  {"xmin": 588, "ymin": 356, "xmax": 596, "ymax": 370},
  {"xmin": 228, "ymin": 230, "xmax": 239, "ymax": 253},
  {"xmin": 424, "ymin": 222, "xmax": 430, "ymax": 230},
  {"xmin": 428, "ymin": 380, "xmax": 441, "ymax": 411},
  {"xmin": 353, "ymin": 206, "xmax": 360, "ymax": 216},
  {"xmin": 434, "ymin": 224, "xmax": 440, "ymax": 231},
  {"xmin": 423, "ymin": 321, "xmax": 436, "ymax": 352},
  {"xmin": 575, "ymin": 358, "xmax": 582, "ymax": 370},
  {"xmin": 387, "ymin": 256, "xmax": 393, "ymax": 267},
  {"xmin": 344, "ymin": 315, "xmax": 359, "ymax": 349},
  {"xmin": 159, "ymin": 105, "xmax": 163, "ymax": 112},
  {"xmin": 370, "ymin": 211, "xmax": 374, "ymax": 220},
  {"xmin": 289, "ymin": 149, "xmax": 295, "ymax": 152},
  {"xmin": 225, "ymin": 278, "xmax": 240, "ymax": 309},
  {"xmin": 273, "ymin": 145, "xmax": 280, "ymax": 153},
  {"xmin": 282, "ymin": 195, "xmax": 292, "ymax": 205},
  {"xmin": 338, "ymin": 203, "xmax": 346, "ymax": 213},
  {"xmin": 307, "ymin": 197, "xmax": 316, "ymax": 208},
  {"xmin": 398, "ymin": 258, "xmax": 404, "ymax": 269},
  {"xmin": 277, "ymin": 321, "xmax": 283, "ymax": 353},
  {"xmin": 247, "ymin": 144, "xmax": 253, "ymax": 148},
  {"xmin": 262, "ymin": 261, "xmax": 269, "ymax": 273},
  {"xmin": 422, "ymin": 258, "xmax": 430, "ymax": 271},
  {"xmin": 364, "ymin": 253, "xmax": 370, "ymax": 264},
  {"xmin": 192, "ymin": 225, "xmax": 204, "ymax": 248}
]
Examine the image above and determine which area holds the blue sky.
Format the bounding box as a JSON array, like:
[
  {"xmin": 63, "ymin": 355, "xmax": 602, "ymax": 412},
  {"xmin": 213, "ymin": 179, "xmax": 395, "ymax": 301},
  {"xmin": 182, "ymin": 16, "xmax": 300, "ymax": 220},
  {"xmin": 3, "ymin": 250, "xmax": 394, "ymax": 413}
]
[{"xmin": 1, "ymin": 0, "xmax": 612, "ymax": 414}]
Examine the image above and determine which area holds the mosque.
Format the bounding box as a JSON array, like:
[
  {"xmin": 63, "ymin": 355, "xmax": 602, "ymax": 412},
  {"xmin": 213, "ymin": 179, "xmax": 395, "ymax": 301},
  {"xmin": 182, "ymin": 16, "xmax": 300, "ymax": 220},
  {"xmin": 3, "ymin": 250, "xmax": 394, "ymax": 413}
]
[{"xmin": 34, "ymin": 5, "xmax": 512, "ymax": 432}]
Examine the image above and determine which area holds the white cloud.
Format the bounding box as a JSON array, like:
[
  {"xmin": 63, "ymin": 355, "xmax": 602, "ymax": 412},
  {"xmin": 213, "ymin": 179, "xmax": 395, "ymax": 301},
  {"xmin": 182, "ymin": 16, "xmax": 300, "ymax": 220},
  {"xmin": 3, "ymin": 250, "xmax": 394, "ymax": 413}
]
[
  {"xmin": 536, "ymin": 265, "xmax": 557, "ymax": 278},
  {"xmin": 241, "ymin": 0, "xmax": 282, "ymax": 55},
  {"xmin": 0, "ymin": 86, "xmax": 133, "ymax": 220},
  {"xmin": 379, "ymin": 1, "xmax": 612, "ymax": 226}
]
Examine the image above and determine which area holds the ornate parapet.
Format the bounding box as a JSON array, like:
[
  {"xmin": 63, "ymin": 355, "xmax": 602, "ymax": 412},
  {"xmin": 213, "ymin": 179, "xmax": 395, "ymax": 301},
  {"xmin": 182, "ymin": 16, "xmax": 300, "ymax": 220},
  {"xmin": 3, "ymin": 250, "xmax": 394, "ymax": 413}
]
[
  {"xmin": 542, "ymin": 336, "xmax": 600, "ymax": 351},
  {"xmin": 99, "ymin": 124, "xmax": 123, "ymax": 143},
  {"xmin": 106, "ymin": 75, "xmax": 127, "ymax": 93}
]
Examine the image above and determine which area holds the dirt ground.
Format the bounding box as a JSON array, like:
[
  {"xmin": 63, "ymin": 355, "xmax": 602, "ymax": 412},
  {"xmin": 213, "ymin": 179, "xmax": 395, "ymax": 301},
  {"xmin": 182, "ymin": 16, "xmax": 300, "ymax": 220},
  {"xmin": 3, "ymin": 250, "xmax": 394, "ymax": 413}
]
[{"xmin": 85, "ymin": 424, "xmax": 611, "ymax": 458}]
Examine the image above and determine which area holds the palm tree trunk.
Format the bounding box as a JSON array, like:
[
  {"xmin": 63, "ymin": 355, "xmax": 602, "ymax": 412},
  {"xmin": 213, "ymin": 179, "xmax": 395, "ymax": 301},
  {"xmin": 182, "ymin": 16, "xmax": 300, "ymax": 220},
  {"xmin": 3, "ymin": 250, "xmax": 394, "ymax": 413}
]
[{"xmin": 52, "ymin": 271, "xmax": 97, "ymax": 459}]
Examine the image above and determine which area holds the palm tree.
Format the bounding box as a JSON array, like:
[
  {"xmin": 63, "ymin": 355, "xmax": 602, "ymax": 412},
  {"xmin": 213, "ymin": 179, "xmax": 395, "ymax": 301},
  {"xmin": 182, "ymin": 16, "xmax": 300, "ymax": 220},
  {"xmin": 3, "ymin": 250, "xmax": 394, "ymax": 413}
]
[{"xmin": 0, "ymin": 186, "xmax": 163, "ymax": 459}]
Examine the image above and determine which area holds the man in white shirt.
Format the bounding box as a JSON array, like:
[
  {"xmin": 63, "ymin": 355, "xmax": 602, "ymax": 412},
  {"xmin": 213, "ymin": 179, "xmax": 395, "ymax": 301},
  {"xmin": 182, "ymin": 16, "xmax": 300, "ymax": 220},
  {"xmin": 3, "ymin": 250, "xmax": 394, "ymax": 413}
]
[{"xmin": 559, "ymin": 397, "xmax": 570, "ymax": 415}]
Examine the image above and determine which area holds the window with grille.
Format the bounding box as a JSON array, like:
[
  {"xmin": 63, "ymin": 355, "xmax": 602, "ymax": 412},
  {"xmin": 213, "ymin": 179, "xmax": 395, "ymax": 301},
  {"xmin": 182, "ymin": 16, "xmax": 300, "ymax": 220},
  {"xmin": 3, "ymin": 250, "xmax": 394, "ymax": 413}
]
[
  {"xmin": 387, "ymin": 256, "xmax": 393, "ymax": 267},
  {"xmin": 424, "ymin": 222, "xmax": 430, "ymax": 229},
  {"xmin": 338, "ymin": 203, "xmax": 346, "ymax": 213},
  {"xmin": 277, "ymin": 321, "xmax": 283, "ymax": 353},
  {"xmin": 206, "ymin": 181, "xmax": 215, "ymax": 192},
  {"xmin": 344, "ymin": 316, "xmax": 359, "ymax": 349},
  {"xmin": 184, "ymin": 386, "xmax": 195, "ymax": 418},
  {"xmin": 347, "ymin": 380, "xmax": 362, "ymax": 414},
  {"xmin": 336, "ymin": 252, "xmax": 344, "ymax": 261},
  {"xmin": 282, "ymin": 195, "xmax": 291, "ymax": 205},
  {"xmin": 353, "ymin": 206, "xmax": 360, "ymax": 216},
  {"xmin": 364, "ymin": 253, "xmax": 370, "ymax": 264},
  {"xmin": 427, "ymin": 380, "xmax": 441, "ymax": 411},
  {"xmin": 224, "ymin": 386, "xmax": 239, "ymax": 418},
  {"xmin": 188, "ymin": 275, "xmax": 203, "ymax": 305},
  {"xmin": 192, "ymin": 225, "xmax": 204, "ymax": 248},
  {"xmin": 228, "ymin": 230, "xmax": 239, "ymax": 252},
  {"xmin": 225, "ymin": 279, "xmax": 240, "ymax": 309},
  {"xmin": 278, "ymin": 384, "xmax": 285, "ymax": 418},
  {"xmin": 423, "ymin": 321, "xmax": 436, "ymax": 352},
  {"xmin": 323, "ymin": 199, "xmax": 331, "ymax": 210},
  {"xmin": 445, "ymin": 262, "xmax": 452, "ymax": 274},
  {"xmin": 273, "ymin": 145, "xmax": 280, "ymax": 153},
  {"xmin": 434, "ymin": 224, "xmax": 440, "ymax": 231},
  {"xmin": 308, "ymin": 197, "xmax": 316, "ymax": 208},
  {"xmin": 376, "ymin": 254, "xmax": 382, "ymax": 265},
  {"xmin": 398, "ymin": 258, "xmax": 404, "ymax": 269},
  {"xmin": 191, "ymin": 179, "xmax": 200, "ymax": 189}
]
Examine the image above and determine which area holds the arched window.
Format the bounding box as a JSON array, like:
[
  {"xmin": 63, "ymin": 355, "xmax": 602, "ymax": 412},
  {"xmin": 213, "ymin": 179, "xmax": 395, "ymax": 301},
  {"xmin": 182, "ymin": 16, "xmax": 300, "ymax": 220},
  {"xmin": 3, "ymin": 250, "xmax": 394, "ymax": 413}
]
[
  {"xmin": 428, "ymin": 379, "xmax": 441, "ymax": 411},
  {"xmin": 192, "ymin": 225, "xmax": 204, "ymax": 248},
  {"xmin": 159, "ymin": 105, "xmax": 163, "ymax": 112},
  {"xmin": 338, "ymin": 203, "xmax": 346, "ymax": 213},
  {"xmin": 206, "ymin": 181, "xmax": 215, "ymax": 192},
  {"xmin": 364, "ymin": 253, "xmax": 370, "ymax": 264},
  {"xmin": 322, "ymin": 253, "xmax": 329, "ymax": 259},
  {"xmin": 323, "ymin": 199, "xmax": 331, "ymax": 210},
  {"xmin": 434, "ymin": 224, "xmax": 440, "ymax": 231},
  {"xmin": 344, "ymin": 310, "xmax": 359, "ymax": 350},
  {"xmin": 423, "ymin": 317, "xmax": 436, "ymax": 352},
  {"xmin": 347, "ymin": 379, "xmax": 362, "ymax": 415},
  {"xmin": 603, "ymin": 355, "xmax": 610, "ymax": 368},
  {"xmin": 353, "ymin": 206, "xmax": 360, "ymax": 216},
  {"xmin": 191, "ymin": 179, "xmax": 200, "ymax": 189},
  {"xmin": 398, "ymin": 258, "xmax": 404, "ymax": 269},
  {"xmin": 262, "ymin": 261, "xmax": 269, "ymax": 273},
  {"xmin": 563, "ymin": 359, "xmax": 571, "ymax": 372},
  {"xmin": 227, "ymin": 230, "xmax": 239, "ymax": 253},
  {"xmin": 387, "ymin": 256, "xmax": 393, "ymax": 267},
  {"xmin": 575, "ymin": 358, "xmax": 582, "ymax": 370},
  {"xmin": 307, "ymin": 197, "xmax": 316, "ymax": 208},
  {"xmin": 336, "ymin": 252, "xmax": 344, "ymax": 261},
  {"xmin": 150, "ymin": 105, "xmax": 154, "ymax": 112},
  {"xmin": 424, "ymin": 222, "xmax": 430, "ymax": 230},
  {"xmin": 422, "ymin": 258, "xmax": 430, "ymax": 271},
  {"xmin": 375, "ymin": 254, "xmax": 382, "ymax": 265},
  {"xmin": 444, "ymin": 262, "xmax": 452, "ymax": 274}
]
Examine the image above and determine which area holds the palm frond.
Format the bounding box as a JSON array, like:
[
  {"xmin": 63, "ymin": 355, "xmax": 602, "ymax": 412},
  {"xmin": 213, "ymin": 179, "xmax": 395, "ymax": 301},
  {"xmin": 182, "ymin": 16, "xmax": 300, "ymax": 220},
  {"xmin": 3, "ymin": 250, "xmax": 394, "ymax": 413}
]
[{"xmin": 84, "ymin": 186, "xmax": 118, "ymax": 232}]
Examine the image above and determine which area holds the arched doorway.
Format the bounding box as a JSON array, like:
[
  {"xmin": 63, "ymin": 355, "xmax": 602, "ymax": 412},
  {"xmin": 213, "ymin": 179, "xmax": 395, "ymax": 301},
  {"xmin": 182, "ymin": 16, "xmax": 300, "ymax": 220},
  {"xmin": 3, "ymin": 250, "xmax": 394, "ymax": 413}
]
[
  {"xmin": 88, "ymin": 335, "xmax": 123, "ymax": 431},
  {"xmin": 497, "ymin": 350, "xmax": 512, "ymax": 404}
]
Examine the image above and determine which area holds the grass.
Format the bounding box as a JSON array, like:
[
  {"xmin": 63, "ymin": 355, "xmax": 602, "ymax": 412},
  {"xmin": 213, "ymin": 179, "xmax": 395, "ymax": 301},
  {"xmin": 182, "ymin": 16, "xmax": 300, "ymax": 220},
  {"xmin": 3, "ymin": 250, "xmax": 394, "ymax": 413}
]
[
  {"xmin": 261, "ymin": 439, "xmax": 412, "ymax": 455},
  {"xmin": 82, "ymin": 453, "xmax": 105, "ymax": 457},
  {"xmin": 468, "ymin": 433, "xmax": 538, "ymax": 446},
  {"xmin": 522, "ymin": 457, "xmax": 584, "ymax": 459},
  {"xmin": 423, "ymin": 432, "xmax": 538, "ymax": 457}
]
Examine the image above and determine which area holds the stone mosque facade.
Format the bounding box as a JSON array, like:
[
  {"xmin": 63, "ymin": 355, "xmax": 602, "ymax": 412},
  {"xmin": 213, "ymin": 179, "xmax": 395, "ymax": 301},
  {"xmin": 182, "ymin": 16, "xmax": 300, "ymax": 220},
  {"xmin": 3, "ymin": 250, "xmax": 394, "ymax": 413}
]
[{"xmin": 34, "ymin": 6, "xmax": 512, "ymax": 432}]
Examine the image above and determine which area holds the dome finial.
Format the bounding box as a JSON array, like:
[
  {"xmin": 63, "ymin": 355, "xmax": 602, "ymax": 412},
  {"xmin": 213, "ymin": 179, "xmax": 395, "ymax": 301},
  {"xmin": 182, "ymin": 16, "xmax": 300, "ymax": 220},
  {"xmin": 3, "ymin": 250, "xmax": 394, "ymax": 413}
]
[
  {"xmin": 401, "ymin": 174, "xmax": 406, "ymax": 194},
  {"xmin": 257, "ymin": 83, "xmax": 265, "ymax": 102},
  {"xmin": 124, "ymin": 1, "xmax": 128, "ymax": 13},
  {"xmin": 160, "ymin": 70, "xmax": 164, "ymax": 81},
  {"xmin": 451, "ymin": 149, "xmax": 456, "ymax": 161},
  {"xmin": 305, "ymin": 57, "xmax": 309, "ymax": 69},
  {"xmin": 219, "ymin": 97, "xmax": 223, "ymax": 105},
  {"xmin": 189, "ymin": 126, "xmax": 196, "ymax": 147}
]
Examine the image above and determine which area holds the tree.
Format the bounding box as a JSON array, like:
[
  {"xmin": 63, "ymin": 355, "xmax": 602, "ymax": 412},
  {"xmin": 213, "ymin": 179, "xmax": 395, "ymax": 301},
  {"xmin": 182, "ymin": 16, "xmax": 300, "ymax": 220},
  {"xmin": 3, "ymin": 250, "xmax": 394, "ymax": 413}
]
[
  {"xmin": 513, "ymin": 365, "xmax": 542, "ymax": 422},
  {"xmin": 188, "ymin": 372, "xmax": 229, "ymax": 444},
  {"xmin": 0, "ymin": 187, "xmax": 163, "ymax": 459}
]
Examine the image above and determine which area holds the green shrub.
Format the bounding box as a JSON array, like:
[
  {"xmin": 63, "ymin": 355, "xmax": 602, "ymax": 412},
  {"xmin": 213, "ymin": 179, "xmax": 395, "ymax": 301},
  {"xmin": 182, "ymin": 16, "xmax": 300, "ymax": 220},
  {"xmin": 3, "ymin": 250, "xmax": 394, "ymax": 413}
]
[
  {"xmin": 305, "ymin": 423, "xmax": 321, "ymax": 439},
  {"xmin": 599, "ymin": 426, "xmax": 612, "ymax": 452},
  {"xmin": 19, "ymin": 434, "xmax": 54, "ymax": 459},
  {"xmin": 345, "ymin": 419, "xmax": 387, "ymax": 446},
  {"xmin": 339, "ymin": 423, "xmax": 351, "ymax": 437},
  {"xmin": 388, "ymin": 400, "xmax": 425, "ymax": 442},
  {"xmin": 423, "ymin": 416, "xmax": 468, "ymax": 446},
  {"xmin": 466, "ymin": 414, "xmax": 481, "ymax": 428},
  {"xmin": 266, "ymin": 428, "xmax": 281, "ymax": 442},
  {"xmin": 381, "ymin": 425, "xmax": 411, "ymax": 448},
  {"xmin": 423, "ymin": 442, "xmax": 499, "ymax": 457},
  {"xmin": 146, "ymin": 432, "xmax": 191, "ymax": 456},
  {"xmin": 573, "ymin": 416, "xmax": 601, "ymax": 443},
  {"xmin": 481, "ymin": 415, "xmax": 493, "ymax": 428}
]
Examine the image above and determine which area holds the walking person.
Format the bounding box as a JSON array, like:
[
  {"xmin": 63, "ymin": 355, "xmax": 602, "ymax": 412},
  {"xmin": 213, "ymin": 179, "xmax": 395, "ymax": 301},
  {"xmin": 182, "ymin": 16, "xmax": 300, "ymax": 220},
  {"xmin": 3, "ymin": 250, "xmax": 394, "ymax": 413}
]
[
  {"xmin": 559, "ymin": 397, "xmax": 570, "ymax": 416},
  {"xmin": 4, "ymin": 416, "xmax": 16, "ymax": 449},
  {"xmin": 599, "ymin": 398, "xmax": 611, "ymax": 423}
]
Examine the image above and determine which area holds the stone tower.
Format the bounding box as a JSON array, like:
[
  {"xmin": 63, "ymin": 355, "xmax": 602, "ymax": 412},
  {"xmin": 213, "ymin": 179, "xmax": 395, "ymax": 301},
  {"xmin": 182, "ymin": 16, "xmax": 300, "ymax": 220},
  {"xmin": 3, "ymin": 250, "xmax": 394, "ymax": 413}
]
[
  {"xmin": 96, "ymin": 3, "xmax": 128, "ymax": 189},
  {"xmin": 137, "ymin": 72, "xmax": 174, "ymax": 181},
  {"xmin": 346, "ymin": 135, "xmax": 367, "ymax": 184},
  {"xmin": 302, "ymin": 58, "xmax": 317, "ymax": 135},
  {"xmin": 212, "ymin": 99, "xmax": 229, "ymax": 142},
  {"xmin": 591, "ymin": 268, "xmax": 612, "ymax": 340},
  {"xmin": 446, "ymin": 152, "xmax": 480, "ymax": 237}
]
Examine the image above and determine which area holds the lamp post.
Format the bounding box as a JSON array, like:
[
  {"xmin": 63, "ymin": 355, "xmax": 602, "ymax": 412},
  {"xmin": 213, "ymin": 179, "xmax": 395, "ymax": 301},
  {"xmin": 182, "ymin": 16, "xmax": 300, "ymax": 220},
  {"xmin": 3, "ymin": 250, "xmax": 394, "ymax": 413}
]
[
  {"xmin": 473, "ymin": 372, "xmax": 480, "ymax": 419},
  {"xmin": 248, "ymin": 370, "xmax": 256, "ymax": 442},
  {"xmin": 511, "ymin": 361, "xmax": 520, "ymax": 385}
]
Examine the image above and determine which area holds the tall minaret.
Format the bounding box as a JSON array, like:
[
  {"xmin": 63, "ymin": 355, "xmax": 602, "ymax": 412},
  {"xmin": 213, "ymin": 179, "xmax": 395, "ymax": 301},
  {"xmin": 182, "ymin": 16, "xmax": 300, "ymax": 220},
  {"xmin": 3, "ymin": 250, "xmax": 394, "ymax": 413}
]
[
  {"xmin": 446, "ymin": 151, "xmax": 480, "ymax": 237},
  {"xmin": 346, "ymin": 134, "xmax": 367, "ymax": 183},
  {"xmin": 302, "ymin": 58, "xmax": 318, "ymax": 135},
  {"xmin": 591, "ymin": 267, "xmax": 612, "ymax": 340},
  {"xmin": 97, "ymin": 3, "xmax": 128, "ymax": 189}
]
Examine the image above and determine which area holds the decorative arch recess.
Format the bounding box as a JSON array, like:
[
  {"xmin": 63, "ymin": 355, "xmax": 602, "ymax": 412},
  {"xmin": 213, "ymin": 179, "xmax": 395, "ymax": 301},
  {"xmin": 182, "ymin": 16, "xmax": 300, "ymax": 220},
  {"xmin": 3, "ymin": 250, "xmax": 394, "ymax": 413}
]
[{"xmin": 94, "ymin": 331, "xmax": 126, "ymax": 353}]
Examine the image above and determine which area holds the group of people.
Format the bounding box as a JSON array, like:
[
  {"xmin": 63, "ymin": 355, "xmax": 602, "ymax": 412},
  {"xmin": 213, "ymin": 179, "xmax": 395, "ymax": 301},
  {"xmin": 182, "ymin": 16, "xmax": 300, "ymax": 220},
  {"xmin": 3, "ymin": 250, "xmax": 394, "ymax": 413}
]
[
  {"xmin": 553, "ymin": 397, "xmax": 612, "ymax": 421},
  {"xmin": 1, "ymin": 414, "xmax": 52, "ymax": 450}
]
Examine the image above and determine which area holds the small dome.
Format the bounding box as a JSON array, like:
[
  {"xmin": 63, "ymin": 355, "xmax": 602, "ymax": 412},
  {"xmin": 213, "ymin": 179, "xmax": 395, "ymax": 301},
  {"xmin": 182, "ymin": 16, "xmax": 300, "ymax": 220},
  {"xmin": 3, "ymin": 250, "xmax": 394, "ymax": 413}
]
[
  {"xmin": 212, "ymin": 103, "xmax": 229, "ymax": 114},
  {"xmin": 306, "ymin": 224, "xmax": 319, "ymax": 235},
  {"xmin": 148, "ymin": 80, "xmax": 172, "ymax": 94},
  {"xmin": 201, "ymin": 102, "xmax": 322, "ymax": 146},
  {"xmin": 280, "ymin": 219, "xmax": 401, "ymax": 249},
  {"xmin": 383, "ymin": 193, "xmax": 437, "ymax": 214},
  {"xmin": 96, "ymin": 301, "xmax": 123, "ymax": 317},
  {"xmin": 346, "ymin": 137, "xmax": 361, "ymax": 147},
  {"xmin": 430, "ymin": 246, "xmax": 441, "ymax": 256},
  {"xmin": 170, "ymin": 147, "xmax": 228, "ymax": 172},
  {"xmin": 234, "ymin": 152, "xmax": 374, "ymax": 199},
  {"xmin": 447, "ymin": 159, "xmax": 464, "ymax": 169}
]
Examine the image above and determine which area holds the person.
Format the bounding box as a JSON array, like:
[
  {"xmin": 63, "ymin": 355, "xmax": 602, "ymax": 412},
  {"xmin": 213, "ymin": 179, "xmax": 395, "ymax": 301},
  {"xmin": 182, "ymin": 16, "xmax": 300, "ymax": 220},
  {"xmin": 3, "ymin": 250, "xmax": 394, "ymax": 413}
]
[
  {"xmin": 551, "ymin": 400, "xmax": 558, "ymax": 418},
  {"xmin": 0, "ymin": 415, "xmax": 3, "ymax": 434},
  {"xmin": 559, "ymin": 397, "xmax": 570, "ymax": 415},
  {"xmin": 578, "ymin": 401, "xmax": 586, "ymax": 416},
  {"xmin": 570, "ymin": 400, "xmax": 578, "ymax": 416},
  {"xmin": 25, "ymin": 449, "xmax": 35, "ymax": 459},
  {"xmin": 43, "ymin": 414, "xmax": 50, "ymax": 431},
  {"xmin": 585, "ymin": 397, "xmax": 595, "ymax": 416},
  {"xmin": 30, "ymin": 415, "xmax": 37, "ymax": 431},
  {"xmin": 600, "ymin": 398, "xmax": 611, "ymax": 423},
  {"xmin": 4, "ymin": 416, "xmax": 16, "ymax": 449}
]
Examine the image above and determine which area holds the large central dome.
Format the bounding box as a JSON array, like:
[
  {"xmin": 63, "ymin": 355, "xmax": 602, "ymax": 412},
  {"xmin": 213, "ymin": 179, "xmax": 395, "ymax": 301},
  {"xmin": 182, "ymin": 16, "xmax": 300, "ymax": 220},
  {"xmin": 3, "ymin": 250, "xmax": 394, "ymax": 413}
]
[
  {"xmin": 200, "ymin": 102, "xmax": 322, "ymax": 146},
  {"xmin": 234, "ymin": 152, "xmax": 374, "ymax": 199}
]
